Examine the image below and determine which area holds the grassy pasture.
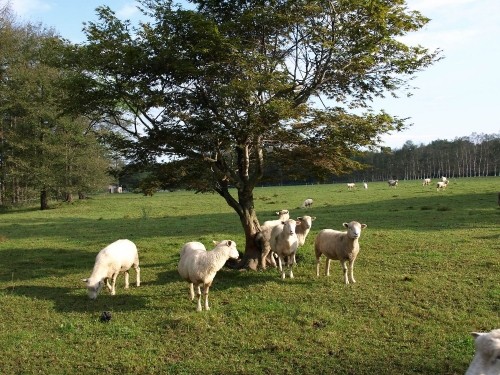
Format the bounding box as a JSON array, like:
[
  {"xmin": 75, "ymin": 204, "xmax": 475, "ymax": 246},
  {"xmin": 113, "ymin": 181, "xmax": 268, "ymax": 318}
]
[{"xmin": 0, "ymin": 177, "xmax": 498, "ymax": 374}]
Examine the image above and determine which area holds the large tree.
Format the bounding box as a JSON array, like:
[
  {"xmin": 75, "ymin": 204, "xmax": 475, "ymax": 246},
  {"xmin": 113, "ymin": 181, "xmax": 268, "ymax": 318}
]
[
  {"xmin": 64, "ymin": 0, "xmax": 441, "ymax": 269},
  {"xmin": 0, "ymin": 6, "xmax": 112, "ymax": 209}
]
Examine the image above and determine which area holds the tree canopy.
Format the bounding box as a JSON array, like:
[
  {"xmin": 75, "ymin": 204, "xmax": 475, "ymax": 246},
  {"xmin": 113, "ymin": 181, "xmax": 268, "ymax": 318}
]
[{"xmin": 63, "ymin": 0, "xmax": 441, "ymax": 268}]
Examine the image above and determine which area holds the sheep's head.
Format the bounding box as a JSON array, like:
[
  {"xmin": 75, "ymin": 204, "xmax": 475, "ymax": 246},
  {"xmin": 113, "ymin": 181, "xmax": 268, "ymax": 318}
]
[
  {"xmin": 214, "ymin": 240, "xmax": 239, "ymax": 259},
  {"xmin": 343, "ymin": 221, "xmax": 367, "ymax": 239},
  {"xmin": 275, "ymin": 209, "xmax": 290, "ymax": 220},
  {"xmin": 282, "ymin": 219, "xmax": 299, "ymax": 235},
  {"xmin": 466, "ymin": 329, "xmax": 500, "ymax": 375},
  {"xmin": 82, "ymin": 278, "xmax": 104, "ymax": 300},
  {"xmin": 297, "ymin": 216, "xmax": 316, "ymax": 229}
]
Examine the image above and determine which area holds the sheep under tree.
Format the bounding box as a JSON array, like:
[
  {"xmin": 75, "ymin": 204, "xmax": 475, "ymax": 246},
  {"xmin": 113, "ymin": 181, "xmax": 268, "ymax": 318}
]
[
  {"xmin": 65, "ymin": 1, "xmax": 440, "ymax": 270},
  {"xmin": 269, "ymin": 219, "xmax": 299, "ymax": 279},
  {"xmin": 178, "ymin": 240, "xmax": 239, "ymax": 311},
  {"xmin": 314, "ymin": 221, "xmax": 367, "ymax": 284},
  {"xmin": 82, "ymin": 239, "xmax": 140, "ymax": 299}
]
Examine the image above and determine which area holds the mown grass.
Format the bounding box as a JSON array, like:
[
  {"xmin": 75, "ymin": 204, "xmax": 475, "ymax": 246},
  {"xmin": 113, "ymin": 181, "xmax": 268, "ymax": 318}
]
[{"xmin": 0, "ymin": 177, "xmax": 499, "ymax": 374}]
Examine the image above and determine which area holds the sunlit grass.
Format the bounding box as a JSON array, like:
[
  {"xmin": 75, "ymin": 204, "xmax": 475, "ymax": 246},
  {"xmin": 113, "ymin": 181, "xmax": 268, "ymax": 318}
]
[{"xmin": 0, "ymin": 177, "xmax": 499, "ymax": 374}]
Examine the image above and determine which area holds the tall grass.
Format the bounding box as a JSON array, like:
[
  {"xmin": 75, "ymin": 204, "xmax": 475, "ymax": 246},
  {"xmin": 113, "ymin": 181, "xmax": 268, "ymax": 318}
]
[{"xmin": 0, "ymin": 177, "xmax": 499, "ymax": 374}]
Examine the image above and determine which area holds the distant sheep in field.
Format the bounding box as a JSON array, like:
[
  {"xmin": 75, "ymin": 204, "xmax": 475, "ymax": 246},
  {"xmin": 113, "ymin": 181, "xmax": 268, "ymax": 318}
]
[
  {"xmin": 301, "ymin": 198, "xmax": 313, "ymax": 208},
  {"xmin": 436, "ymin": 180, "xmax": 449, "ymax": 191},
  {"xmin": 422, "ymin": 178, "xmax": 431, "ymax": 186},
  {"xmin": 387, "ymin": 179, "xmax": 398, "ymax": 188},
  {"xmin": 82, "ymin": 239, "xmax": 140, "ymax": 299},
  {"xmin": 465, "ymin": 329, "xmax": 500, "ymax": 375},
  {"xmin": 314, "ymin": 221, "xmax": 367, "ymax": 284},
  {"xmin": 270, "ymin": 219, "xmax": 299, "ymax": 279},
  {"xmin": 178, "ymin": 240, "xmax": 239, "ymax": 311},
  {"xmin": 441, "ymin": 176, "xmax": 448, "ymax": 182},
  {"xmin": 347, "ymin": 183, "xmax": 356, "ymax": 190},
  {"xmin": 363, "ymin": 182, "xmax": 368, "ymax": 189}
]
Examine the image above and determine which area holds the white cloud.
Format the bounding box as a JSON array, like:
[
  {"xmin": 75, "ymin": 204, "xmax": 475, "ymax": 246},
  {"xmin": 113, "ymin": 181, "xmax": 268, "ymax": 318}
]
[
  {"xmin": 9, "ymin": 0, "xmax": 51, "ymax": 15},
  {"xmin": 116, "ymin": 3, "xmax": 139, "ymax": 19}
]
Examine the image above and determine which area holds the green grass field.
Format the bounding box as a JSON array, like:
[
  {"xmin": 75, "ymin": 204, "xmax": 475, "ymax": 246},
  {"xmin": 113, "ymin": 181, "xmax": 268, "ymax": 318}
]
[{"xmin": 0, "ymin": 177, "xmax": 499, "ymax": 374}]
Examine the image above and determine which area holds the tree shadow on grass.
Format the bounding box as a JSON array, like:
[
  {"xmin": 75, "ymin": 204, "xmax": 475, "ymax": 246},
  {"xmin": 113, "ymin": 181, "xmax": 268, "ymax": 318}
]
[{"xmin": 2, "ymin": 284, "xmax": 148, "ymax": 313}]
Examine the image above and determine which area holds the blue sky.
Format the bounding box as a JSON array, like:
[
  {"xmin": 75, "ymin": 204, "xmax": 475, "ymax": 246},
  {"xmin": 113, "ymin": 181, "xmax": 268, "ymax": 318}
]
[{"xmin": 6, "ymin": 0, "xmax": 500, "ymax": 149}]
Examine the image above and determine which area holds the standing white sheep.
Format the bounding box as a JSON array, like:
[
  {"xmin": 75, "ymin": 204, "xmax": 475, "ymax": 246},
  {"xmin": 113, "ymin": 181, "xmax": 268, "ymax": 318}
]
[
  {"xmin": 388, "ymin": 179, "xmax": 398, "ymax": 188},
  {"xmin": 257, "ymin": 209, "xmax": 290, "ymax": 269},
  {"xmin": 363, "ymin": 182, "xmax": 368, "ymax": 189},
  {"xmin": 465, "ymin": 329, "xmax": 500, "ymax": 375},
  {"xmin": 347, "ymin": 183, "xmax": 356, "ymax": 190},
  {"xmin": 291, "ymin": 215, "xmax": 316, "ymax": 265},
  {"xmin": 270, "ymin": 219, "xmax": 299, "ymax": 279},
  {"xmin": 422, "ymin": 178, "xmax": 431, "ymax": 186},
  {"xmin": 314, "ymin": 221, "xmax": 367, "ymax": 284},
  {"xmin": 436, "ymin": 180, "xmax": 449, "ymax": 191},
  {"xmin": 82, "ymin": 239, "xmax": 140, "ymax": 299},
  {"xmin": 178, "ymin": 240, "xmax": 239, "ymax": 311}
]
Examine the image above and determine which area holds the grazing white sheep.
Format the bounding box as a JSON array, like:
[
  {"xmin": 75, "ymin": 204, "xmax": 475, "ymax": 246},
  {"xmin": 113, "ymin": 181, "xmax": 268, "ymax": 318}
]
[
  {"xmin": 436, "ymin": 180, "xmax": 449, "ymax": 191},
  {"xmin": 82, "ymin": 239, "xmax": 140, "ymax": 299},
  {"xmin": 301, "ymin": 198, "xmax": 314, "ymax": 208},
  {"xmin": 422, "ymin": 178, "xmax": 431, "ymax": 186},
  {"xmin": 363, "ymin": 182, "xmax": 368, "ymax": 189},
  {"xmin": 388, "ymin": 179, "xmax": 398, "ymax": 188},
  {"xmin": 347, "ymin": 183, "xmax": 356, "ymax": 190},
  {"xmin": 465, "ymin": 329, "xmax": 500, "ymax": 375},
  {"xmin": 270, "ymin": 219, "xmax": 299, "ymax": 279},
  {"xmin": 314, "ymin": 221, "xmax": 367, "ymax": 284},
  {"xmin": 178, "ymin": 240, "xmax": 239, "ymax": 311}
]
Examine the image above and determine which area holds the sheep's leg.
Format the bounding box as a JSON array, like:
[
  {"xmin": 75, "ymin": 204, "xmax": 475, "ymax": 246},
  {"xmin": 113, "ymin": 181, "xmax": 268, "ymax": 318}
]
[
  {"xmin": 278, "ymin": 256, "xmax": 286, "ymax": 279},
  {"xmin": 203, "ymin": 284, "xmax": 210, "ymax": 311},
  {"xmin": 110, "ymin": 273, "xmax": 119, "ymax": 295},
  {"xmin": 341, "ymin": 260, "xmax": 349, "ymax": 284},
  {"xmin": 315, "ymin": 257, "xmax": 321, "ymax": 276},
  {"xmin": 124, "ymin": 270, "xmax": 130, "ymax": 289},
  {"xmin": 325, "ymin": 259, "xmax": 331, "ymax": 276},
  {"xmin": 104, "ymin": 277, "xmax": 112, "ymax": 292},
  {"xmin": 135, "ymin": 265, "xmax": 141, "ymax": 287},
  {"xmin": 348, "ymin": 260, "xmax": 356, "ymax": 284},
  {"xmin": 195, "ymin": 283, "xmax": 202, "ymax": 312},
  {"xmin": 289, "ymin": 263, "xmax": 294, "ymax": 279},
  {"xmin": 188, "ymin": 283, "xmax": 195, "ymax": 300}
]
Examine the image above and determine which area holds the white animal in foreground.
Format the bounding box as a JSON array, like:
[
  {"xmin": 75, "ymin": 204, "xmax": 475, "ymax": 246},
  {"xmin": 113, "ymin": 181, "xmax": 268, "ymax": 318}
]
[
  {"xmin": 436, "ymin": 180, "xmax": 449, "ymax": 191},
  {"xmin": 388, "ymin": 179, "xmax": 398, "ymax": 188},
  {"xmin": 178, "ymin": 240, "xmax": 239, "ymax": 311},
  {"xmin": 363, "ymin": 182, "xmax": 368, "ymax": 189},
  {"xmin": 347, "ymin": 183, "xmax": 355, "ymax": 190},
  {"xmin": 301, "ymin": 198, "xmax": 313, "ymax": 208},
  {"xmin": 314, "ymin": 221, "xmax": 367, "ymax": 284},
  {"xmin": 422, "ymin": 178, "xmax": 431, "ymax": 186},
  {"xmin": 82, "ymin": 239, "xmax": 140, "ymax": 299},
  {"xmin": 465, "ymin": 329, "xmax": 500, "ymax": 375},
  {"xmin": 270, "ymin": 219, "xmax": 299, "ymax": 279}
]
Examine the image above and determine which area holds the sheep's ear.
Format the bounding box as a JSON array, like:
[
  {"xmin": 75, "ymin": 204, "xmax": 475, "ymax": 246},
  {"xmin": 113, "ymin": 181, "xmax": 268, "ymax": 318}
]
[
  {"xmin": 227, "ymin": 240, "xmax": 232, "ymax": 246},
  {"xmin": 311, "ymin": 217, "xmax": 317, "ymax": 221},
  {"xmin": 212, "ymin": 240, "xmax": 218, "ymax": 245},
  {"xmin": 81, "ymin": 278, "xmax": 88, "ymax": 283},
  {"xmin": 471, "ymin": 332, "xmax": 482, "ymax": 339},
  {"xmin": 343, "ymin": 223, "xmax": 349, "ymax": 228},
  {"xmin": 297, "ymin": 216, "xmax": 302, "ymax": 220},
  {"xmin": 275, "ymin": 211, "xmax": 280, "ymax": 215},
  {"xmin": 361, "ymin": 224, "xmax": 367, "ymax": 228}
]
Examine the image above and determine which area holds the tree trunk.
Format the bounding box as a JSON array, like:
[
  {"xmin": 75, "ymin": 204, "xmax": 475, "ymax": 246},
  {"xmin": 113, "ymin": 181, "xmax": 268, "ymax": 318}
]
[
  {"xmin": 40, "ymin": 189, "xmax": 48, "ymax": 210},
  {"xmin": 64, "ymin": 192, "xmax": 74, "ymax": 203}
]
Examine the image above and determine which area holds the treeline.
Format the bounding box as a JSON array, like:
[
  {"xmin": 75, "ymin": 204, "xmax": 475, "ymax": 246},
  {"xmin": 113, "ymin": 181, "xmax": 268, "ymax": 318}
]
[
  {"xmin": 348, "ymin": 133, "xmax": 500, "ymax": 182},
  {"xmin": 0, "ymin": 6, "xmax": 114, "ymax": 209}
]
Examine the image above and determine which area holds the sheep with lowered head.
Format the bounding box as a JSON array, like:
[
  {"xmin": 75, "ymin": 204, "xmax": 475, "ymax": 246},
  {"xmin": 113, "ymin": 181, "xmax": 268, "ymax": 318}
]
[
  {"xmin": 270, "ymin": 219, "xmax": 299, "ymax": 279},
  {"xmin": 178, "ymin": 240, "xmax": 239, "ymax": 311},
  {"xmin": 465, "ymin": 329, "xmax": 500, "ymax": 375},
  {"xmin": 82, "ymin": 239, "xmax": 140, "ymax": 299},
  {"xmin": 314, "ymin": 221, "xmax": 367, "ymax": 284},
  {"xmin": 301, "ymin": 198, "xmax": 313, "ymax": 208}
]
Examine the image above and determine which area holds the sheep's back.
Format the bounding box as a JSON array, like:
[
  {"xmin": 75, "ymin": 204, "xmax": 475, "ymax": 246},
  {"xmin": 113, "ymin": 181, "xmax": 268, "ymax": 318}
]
[
  {"xmin": 314, "ymin": 229, "xmax": 351, "ymax": 259},
  {"xmin": 94, "ymin": 239, "xmax": 138, "ymax": 275}
]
